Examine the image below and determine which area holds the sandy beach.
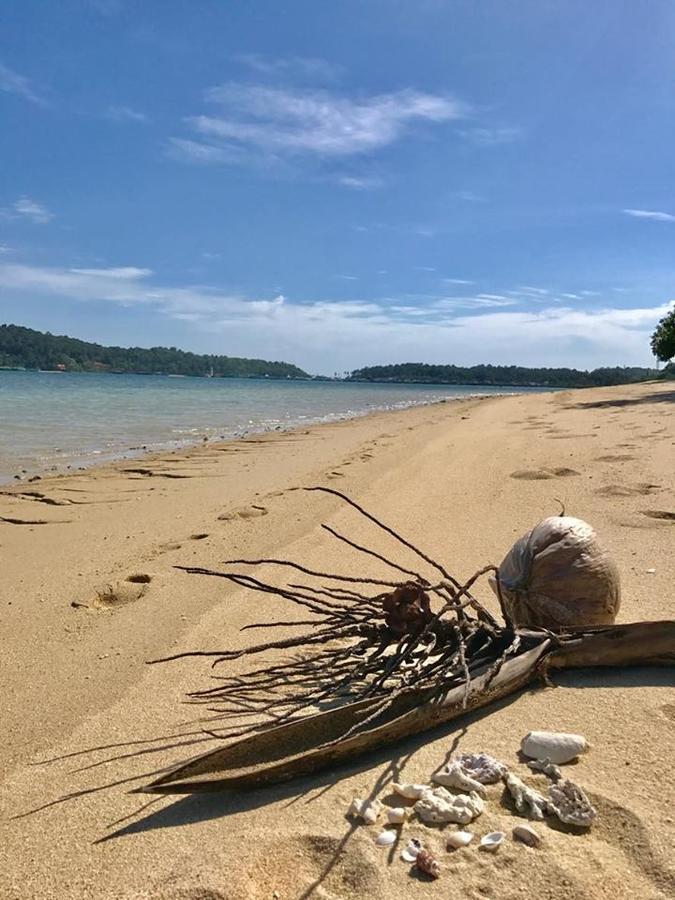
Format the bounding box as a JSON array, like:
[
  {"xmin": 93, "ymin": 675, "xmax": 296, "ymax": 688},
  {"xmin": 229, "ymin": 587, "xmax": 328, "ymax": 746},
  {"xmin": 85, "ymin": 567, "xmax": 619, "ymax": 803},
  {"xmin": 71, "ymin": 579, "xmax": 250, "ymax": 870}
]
[{"xmin": 0, "ymin": 381, "xmax": 674, "ymax": 900}]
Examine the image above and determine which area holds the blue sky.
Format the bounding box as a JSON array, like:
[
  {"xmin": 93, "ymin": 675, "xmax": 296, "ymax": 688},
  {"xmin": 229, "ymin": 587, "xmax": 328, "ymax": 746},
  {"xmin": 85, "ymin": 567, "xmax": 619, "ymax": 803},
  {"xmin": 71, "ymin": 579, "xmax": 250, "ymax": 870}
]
[{"xmin": 1, "ymin": 0, "xmax": 673, "ymax": 375}]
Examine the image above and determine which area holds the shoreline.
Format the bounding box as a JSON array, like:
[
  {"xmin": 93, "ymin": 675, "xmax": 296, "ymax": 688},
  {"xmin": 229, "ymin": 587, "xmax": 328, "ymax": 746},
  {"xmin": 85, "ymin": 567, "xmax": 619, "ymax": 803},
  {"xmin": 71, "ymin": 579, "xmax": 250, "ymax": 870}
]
[
  {"xmin": 0, "ymin": 379, "xmax": 673, "ymax": 900},
  {"xmin": 0, "ymin": 385, "xmax": 529, "ymax": 486}
]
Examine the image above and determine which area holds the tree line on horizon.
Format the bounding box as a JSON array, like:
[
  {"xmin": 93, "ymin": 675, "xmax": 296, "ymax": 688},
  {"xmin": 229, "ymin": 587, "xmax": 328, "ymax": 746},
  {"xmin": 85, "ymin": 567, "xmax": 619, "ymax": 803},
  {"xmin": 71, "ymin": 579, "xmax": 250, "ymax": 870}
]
[
  {"xmin": 346, "ymin": 362, "xmax": 657, "ymax": 387},
  {"xmin": 0, "ymin": 324, "xmax": 310, "ymax": 379}
]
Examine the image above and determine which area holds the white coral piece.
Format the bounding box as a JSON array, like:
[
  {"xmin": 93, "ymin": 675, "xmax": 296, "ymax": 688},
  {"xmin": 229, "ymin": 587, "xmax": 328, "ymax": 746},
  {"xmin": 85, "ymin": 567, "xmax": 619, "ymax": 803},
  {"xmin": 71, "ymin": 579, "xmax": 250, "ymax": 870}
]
[
  {"xmin": 348, "ymin": 797, "xmax": 383, "ymax": 825},
  {"xmin": 547, "ymin": 779, "xmax": 597, "ymax": 827},
  {"xmin": 456, "ymin": 752, "xmax": 508, "ymax": 784},
  {"xmin": 414, "ymin": 786, "xmax": 484, "ymax": 825},
  {"xmin": 503, "ymin": 772, "xmax": 547, "ymax": 821},
  {"xmin": 432, "ymin": 760, "xmax": 486, "ymax": 796},
  {"xmin": 527, "ymin": 757, "xmax": 562, "ymax": 782},
  {"xmin": 392, "ymin": 782, "xmax": 428, "ymax": 800}
]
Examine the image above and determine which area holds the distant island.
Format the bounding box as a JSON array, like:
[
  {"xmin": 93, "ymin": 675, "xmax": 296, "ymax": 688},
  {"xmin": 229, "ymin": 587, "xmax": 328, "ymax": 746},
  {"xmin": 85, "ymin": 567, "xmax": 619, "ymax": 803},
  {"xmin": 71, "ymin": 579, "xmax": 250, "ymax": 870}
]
[
  {"xmin": 347, "ymin": 362, "xmax": 657, "ymax": 388},
  {"xmin": 0, "ymin": 324, "xmax": 310, "ymax": 379}
]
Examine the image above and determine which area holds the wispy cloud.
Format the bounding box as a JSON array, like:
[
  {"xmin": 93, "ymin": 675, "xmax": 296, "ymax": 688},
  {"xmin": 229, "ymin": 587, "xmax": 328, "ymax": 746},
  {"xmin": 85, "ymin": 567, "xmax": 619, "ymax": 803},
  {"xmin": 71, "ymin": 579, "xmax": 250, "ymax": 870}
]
[
  {"xmin": 0, "ymin": 262, "xmax": 669, "ymax": 372},
  {"xmin": 105, "ymin": 105, "xmax": 148, "ymax": 124},
  {"xmin": 2, "ymin": 197, "xmax": 55, "ymax": 224},
  {"xmin": 0, "ymin": 244, "xmax": 13, "ymax": 254},
  {"xmin": 460, "ymin": 127, "xmax": 522, "ymax": 146},
  {"xmin": 623, "ymin": 208, "xmax": 675, "ymax": 223},
  {"xmin": 172, "ymin": 84, "xmax": 464, "ymax": 166},
  {"xmin": 234, "ymin": 54, "xmax": 342, "ymax": 83},
  {"xmin": 0, "ymin": 61, "xmax": 46, "ymax": 106},
  {"xmin": 337, "ymin": 175, "xmax": 384, "ymax": 190},
  {"xmin": 443, "ymin": 278, "xmax": 474, "ymax": 285}
]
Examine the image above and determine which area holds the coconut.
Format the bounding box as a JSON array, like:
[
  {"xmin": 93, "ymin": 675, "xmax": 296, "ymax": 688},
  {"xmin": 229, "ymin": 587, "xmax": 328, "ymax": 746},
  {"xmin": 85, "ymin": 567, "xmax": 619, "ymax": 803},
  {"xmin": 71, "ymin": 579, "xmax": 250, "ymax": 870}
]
[{"xmin": 492, "ymin": 516, "xmax": 620, "ymax": 631}]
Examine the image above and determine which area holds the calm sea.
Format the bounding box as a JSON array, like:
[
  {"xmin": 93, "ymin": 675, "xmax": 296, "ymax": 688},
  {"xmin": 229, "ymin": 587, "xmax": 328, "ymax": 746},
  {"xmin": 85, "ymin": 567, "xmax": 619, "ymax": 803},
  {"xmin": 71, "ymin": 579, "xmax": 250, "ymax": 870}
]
[{"xmin": 0, "ymin": 370, "xmax": 543, "ymax": 483}]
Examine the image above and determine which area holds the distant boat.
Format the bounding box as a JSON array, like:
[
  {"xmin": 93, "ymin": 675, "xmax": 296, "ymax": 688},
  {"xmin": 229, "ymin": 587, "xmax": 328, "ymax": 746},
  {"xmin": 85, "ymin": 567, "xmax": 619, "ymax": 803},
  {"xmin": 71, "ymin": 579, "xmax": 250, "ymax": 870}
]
[{"xmin": 205, "ymin": 366, "xmax": 214, "ymax": 378}]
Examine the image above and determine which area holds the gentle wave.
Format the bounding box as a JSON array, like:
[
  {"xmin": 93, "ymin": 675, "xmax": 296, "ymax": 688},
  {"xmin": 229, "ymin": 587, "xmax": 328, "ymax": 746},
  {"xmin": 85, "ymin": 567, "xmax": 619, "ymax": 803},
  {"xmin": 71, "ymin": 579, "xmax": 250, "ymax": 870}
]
[{"xmin": 0, "ymin": 370, "xmax": 546, "ymax": 483}]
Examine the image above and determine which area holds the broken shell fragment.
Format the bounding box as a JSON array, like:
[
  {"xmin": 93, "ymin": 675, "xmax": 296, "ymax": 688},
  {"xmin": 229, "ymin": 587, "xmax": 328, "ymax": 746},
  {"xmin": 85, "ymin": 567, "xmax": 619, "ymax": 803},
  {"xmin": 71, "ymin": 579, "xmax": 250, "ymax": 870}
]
[
  {"xmin": 503, "ymin": 772, "xmax": 547, "ymax": 820},
  {"xmin": 415, "ymin": 848, "xmax": 441, "ymax": 879},
  {"xmin": 414, "ymin": 786, "xmax": 484, "ymax": 825},
  {"xmin": 521, "ymin": 731, "xmax": 588, "ymax": 765},
  {"xmin": 446, "ymin": 830, "xmax": 474, "ymax": 849},
  {"xmin": 527, "ymin": 757, "xmax": 562, "ymax": 782},
  {"xmin": 480, "ymin": 831, "xmax": 505, "ymax": 852},
  {"xmin": 386, "ymin": 807, "xmax": 409, "ymax": 824},
  {"xmin": 433, "ymin": 760, "xmax": 486, "ymax": 796},
  {"xmin": 400, "ymin": 838, "xmax": 422, "ymax": 863},
  {"xmin": 455, "ymin": 752, "xmax": 508, "ymax": 784},
  {"xmin": 376, "ymin": 829, "xmax": 397, "ymax": 846},
  {"xmin": 392, "ymin": 782, "xmax": 428, "ymax": 800},
  {"xmin": 348, "ymin": 797, "xmax": 383, "ymax": 825},
  {"xmin": 513, "ymin": 824, "xmax": 541, "ymax": 847},
  {"xmin": 547, "ymin": 779, "xmax": 597, "ymax": 827}
]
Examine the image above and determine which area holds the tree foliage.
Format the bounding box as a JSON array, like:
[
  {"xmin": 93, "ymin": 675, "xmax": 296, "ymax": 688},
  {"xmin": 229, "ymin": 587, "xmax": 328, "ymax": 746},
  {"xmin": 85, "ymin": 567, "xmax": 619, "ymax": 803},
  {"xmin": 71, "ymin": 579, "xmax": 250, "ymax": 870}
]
[
  {"xmin": 650, "ymin": 308, "xmax": 675, "ymax": 363},
  {"xmin": 0, "ymin": 324, "xmax": 309, "ymax": 379},
  {"xmin": 347, "ymin": 362, "xmax": 656, "ymax": 388}
]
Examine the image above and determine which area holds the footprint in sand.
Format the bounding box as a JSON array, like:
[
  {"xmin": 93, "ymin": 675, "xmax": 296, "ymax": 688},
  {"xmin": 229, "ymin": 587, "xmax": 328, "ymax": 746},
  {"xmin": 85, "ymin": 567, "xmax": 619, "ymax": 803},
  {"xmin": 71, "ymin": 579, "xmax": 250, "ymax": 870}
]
[
  {"xmin": 189, "ymin": 532, "xmax": 209, "ymax": 540},
  {"xmin": 595, "ymin": 454, "xmax": 637, "ymax": 462},
  {"xmin": 326, "ymin": 470, "xmax": 345, "ymax": 479},
  {"xmin": 217, "ymin": 504, "xmax": 268, "ymax": 521},
  {"xmin": 510, "ymin": 467, "xmax": 580, "ymax": 480},
  {"xmin": 596, "ymin": 483, "xmax": 661, "ymax": 498},
  {"xmin": 642, "ymin": 510, "xmax": 675, "ymax": 522},
  {"xmin": 92, "ymin": 573, "xmax": 152, "ymax": 609}
]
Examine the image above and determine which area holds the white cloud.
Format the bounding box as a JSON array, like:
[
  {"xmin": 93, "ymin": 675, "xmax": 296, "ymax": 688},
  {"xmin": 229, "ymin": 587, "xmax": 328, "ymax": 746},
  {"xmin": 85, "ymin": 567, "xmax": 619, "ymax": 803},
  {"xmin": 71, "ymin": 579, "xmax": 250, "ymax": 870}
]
[
  {"xmin": 9, "ymin": 197, "xmax": 54, "ymax": 224},
  {"xmin": 0, "ymin": 244, "xmax": 13, "ymax": 254},
  {"xmin": 337, "ymin": 175, "xmax": 383, "ymax": 190},
  {"xmin": 105, "ymin": 105, "xmax": 148, "ymax": 123},
  {"xmin": 443, "ymin": 278, "xmax": 474, "ymax": 285},
  {"xmin": 623, "ymin": 208, "xmax": 675, "ymax": 223},
  {"xmin": 334, "ymin": 274, "xmax": 359, "ymax": 281},
  {"xmin": 0, "ymin": 262, "xmax": 668, "ymax": 373},
  {"xmin": 173, "ymin": 84, "xmax": 464, "ymax": 163},
  {"xmin": 234, "ymin": 54, "xmax": 341, "ymax": 82},
  {"xmin": 460, "ymin": 127, "xmax": 522, "ymax": 146},
  {"xmin": 0, "ymin": 62, "xmax": 46, "ymax": 105}
]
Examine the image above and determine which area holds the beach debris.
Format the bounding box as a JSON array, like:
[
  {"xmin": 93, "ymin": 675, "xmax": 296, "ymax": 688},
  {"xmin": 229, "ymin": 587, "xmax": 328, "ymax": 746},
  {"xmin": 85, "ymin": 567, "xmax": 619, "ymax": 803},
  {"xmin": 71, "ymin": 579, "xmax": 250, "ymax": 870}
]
[
  {"xmin": 513, "ymin": 824, "xmax": 542, "ymax": 847},
  {"xmin": 492, "ymin": 516, "xmax": 621, "ymax": 630},
  {"xmin": 455, "ymin": 752, "xmax": 508, "ymax": 784},
  {"xmin": 547, "ymin": 779, "xmax": 597, "ymax": 828},
  {"xmin": 415, "ymin": 848, "xmax": 441, "ymax": 879},
  {"xmin": 348, "ymin": 798, "xmax": 382, "ymax": 825},
  {"xmin": 144, "ymin": 486, "xmax": 675, "ymax": 796},
  {"xmin": 433, "ymin": 760, "xmax": 486, "ymax": 795},
  {"xmin": 527, "ymin": 757, "xmax": 562, "ymax": 781},
  {"xmin": 503, "ymin": 772, "xmax": 547, "ymax": 820},
  {"xmin": 414, "ymin": 787, "xmax": 484, "ymax": 825},
  {"xmin": 392, "ymin": 782, "xmax": 428, "ymax": 800},
  {"xmin": 376, "ymin": 829, "xmax": 397, "ymax": 846},
  {"xmin": 446, "ymin": 830, "xmax": 474, "ymax": 849},
  {"xmin": 479, "ymin": 831, "xmax": 505, "ymax": 853},
  {"xmin": 386, "ymin": 807, "xmax": 409, "ymax": 824},
  {"xmin": 400, "ymin": 838, "xmax": 422, "ymax": 863},
  {"xmin": 521, "ymin": 730, "xmax": 588, "ymax": 765}
]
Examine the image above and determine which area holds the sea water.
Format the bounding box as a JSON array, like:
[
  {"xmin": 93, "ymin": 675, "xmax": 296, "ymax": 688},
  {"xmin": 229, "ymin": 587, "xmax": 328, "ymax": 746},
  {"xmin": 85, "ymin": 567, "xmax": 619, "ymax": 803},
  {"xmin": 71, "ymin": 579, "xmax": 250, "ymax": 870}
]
[{"xmin": 0, "ymin": 370, "xmax": 543, "ymax": 483}]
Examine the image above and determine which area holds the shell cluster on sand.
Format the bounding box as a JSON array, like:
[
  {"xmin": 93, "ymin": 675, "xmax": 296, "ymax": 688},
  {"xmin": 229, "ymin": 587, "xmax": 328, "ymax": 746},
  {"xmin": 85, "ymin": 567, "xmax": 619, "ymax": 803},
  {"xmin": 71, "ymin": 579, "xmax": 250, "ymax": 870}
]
[{"xmin": 347, "ymin": 729, "xmax": 597, "ymax": 880}]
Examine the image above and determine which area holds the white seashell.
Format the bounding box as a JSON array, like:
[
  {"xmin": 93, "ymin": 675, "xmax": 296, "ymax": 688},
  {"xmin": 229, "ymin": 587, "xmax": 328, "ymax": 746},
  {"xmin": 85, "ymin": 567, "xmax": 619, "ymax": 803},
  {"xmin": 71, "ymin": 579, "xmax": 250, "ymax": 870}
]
[
  {"xmin": 414, "ymin": 787, "xmax": 484, "ymax": 825},
  {"xmin": 376, "ymin": 829, "xmax": 397, "ymax": 846},
  {"xmin": 400, "ymin": 838, "xmax": 422, "ymax": 863},
  {"xmin": 433, "ymin": 760, "xmax": 486, "ymax": 796},
  {"xmin": 348, "ymin": 797, "xmax": 382, "ymax": 825},
  {"xmin": 527, "ymin": 757, "xmax": 562, "ymax": 782},
  {"xmin": 480, "ymin": 831, "xmax": 505, "ymax": 852},
  {"xmin": 503, "ymin": 772, "xmax": 547, "ymax": 820},
  {"xmin": 547, "ymin": 779, "xmax": 597, "ymax": 828},
  {"xmin": 446, "ymin": 830, "xmax": 474, "ymax": 849},
  {"xmin": 521, "ymin": 730, "xmax": 588, "ymax": 765},
  {"xmin": 386, "ymin": 807, "xmax": 409, "ymax": 824},
  {"xmin": 392, "ymin": 782, "xmax": 428, "ymax": 800},
  {"xmin": 513, "ymin": 824, "xmax": 541, "ymax": 847},
  {"xmin": 455, "ymin": 752, "xmax": 508, "ymax": 784}
]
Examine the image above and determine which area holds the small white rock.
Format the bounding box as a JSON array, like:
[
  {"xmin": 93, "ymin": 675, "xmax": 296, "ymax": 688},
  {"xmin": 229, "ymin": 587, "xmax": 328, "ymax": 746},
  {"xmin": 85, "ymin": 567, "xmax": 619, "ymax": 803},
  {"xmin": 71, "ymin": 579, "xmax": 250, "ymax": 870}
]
[
  {"xmin": 386, "ymin": 807, "xmax": 409, "ymax": 824},
  {"xmin": 520, "ymin": 730, "xmax": 588, "ymax": 765},
  {"xmin": 391, "ymin": 782, "xmax": 428, "ymax": 800}
]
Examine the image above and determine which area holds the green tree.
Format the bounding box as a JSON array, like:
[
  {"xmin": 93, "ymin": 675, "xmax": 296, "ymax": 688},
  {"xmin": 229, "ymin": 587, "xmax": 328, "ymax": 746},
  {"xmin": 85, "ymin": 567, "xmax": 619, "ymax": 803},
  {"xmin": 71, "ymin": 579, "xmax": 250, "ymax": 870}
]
[{"xmin": 651, "ymin": 307, "xmax": 675, "ymax": 362}]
